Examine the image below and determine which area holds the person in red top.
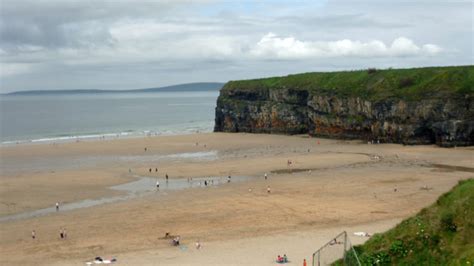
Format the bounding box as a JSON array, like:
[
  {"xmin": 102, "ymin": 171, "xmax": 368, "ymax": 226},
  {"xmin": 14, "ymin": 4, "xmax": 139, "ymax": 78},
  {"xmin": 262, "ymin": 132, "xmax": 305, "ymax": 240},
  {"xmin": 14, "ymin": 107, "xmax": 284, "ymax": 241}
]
[{"xmin": 303, "ymin": 258, "xmax": 307, "ymax": 266}]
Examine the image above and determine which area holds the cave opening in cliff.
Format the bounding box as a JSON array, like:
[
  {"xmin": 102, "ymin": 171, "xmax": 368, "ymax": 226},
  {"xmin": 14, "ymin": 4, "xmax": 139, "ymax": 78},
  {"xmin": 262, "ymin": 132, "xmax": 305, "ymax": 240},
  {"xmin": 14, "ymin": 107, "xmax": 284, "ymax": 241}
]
[{"xmin": 414, "ymin": 126, "xmax": 436, "ymax": 144}]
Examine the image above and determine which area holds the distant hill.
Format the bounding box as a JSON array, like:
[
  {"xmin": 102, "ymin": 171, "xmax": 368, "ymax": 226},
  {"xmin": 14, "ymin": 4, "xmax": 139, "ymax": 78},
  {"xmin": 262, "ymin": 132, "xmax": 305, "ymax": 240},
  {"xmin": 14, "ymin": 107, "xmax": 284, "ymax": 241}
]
[
  {"xmin": 137, "ymin": 82, "xmax": 224, "ymax": 93},
  {"xmin": 348, "ymin": 178, "xmax": 474, "ymax": 265},
  {"xmin": 4, "ymin": 82, "xmax": 225, "ymax": 95}
]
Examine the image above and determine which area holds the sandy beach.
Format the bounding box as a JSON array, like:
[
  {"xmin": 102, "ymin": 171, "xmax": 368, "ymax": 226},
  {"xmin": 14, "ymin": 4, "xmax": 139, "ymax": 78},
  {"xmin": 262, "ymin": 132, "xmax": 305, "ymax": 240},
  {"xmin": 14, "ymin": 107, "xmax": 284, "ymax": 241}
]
[{"xmin": 0, "ymin": 133, "xmax": 472, "ymax": 265}]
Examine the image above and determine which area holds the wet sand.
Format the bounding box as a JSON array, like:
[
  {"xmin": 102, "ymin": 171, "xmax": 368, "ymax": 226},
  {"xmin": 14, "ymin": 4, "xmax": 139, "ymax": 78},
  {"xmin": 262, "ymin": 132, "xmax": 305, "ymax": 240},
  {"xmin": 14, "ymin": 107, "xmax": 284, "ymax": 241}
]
[{"xmin": 0, "ymin": 133, "xmax": 472, "ymax": 265}]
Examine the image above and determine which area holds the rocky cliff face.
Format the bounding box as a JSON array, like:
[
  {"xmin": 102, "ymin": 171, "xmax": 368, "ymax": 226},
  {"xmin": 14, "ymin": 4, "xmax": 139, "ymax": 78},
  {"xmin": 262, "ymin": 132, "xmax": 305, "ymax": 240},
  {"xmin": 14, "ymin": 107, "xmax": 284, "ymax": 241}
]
[{"xmin": 214, "ymin": 87, "xmax": 473, "ymax": 147}]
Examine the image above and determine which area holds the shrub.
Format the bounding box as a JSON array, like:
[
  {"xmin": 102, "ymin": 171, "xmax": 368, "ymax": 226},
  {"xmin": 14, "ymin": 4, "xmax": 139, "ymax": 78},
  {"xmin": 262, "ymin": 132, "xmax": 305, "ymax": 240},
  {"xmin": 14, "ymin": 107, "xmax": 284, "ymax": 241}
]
[
  {"xmin": 368, "ymin": 68, "xmax": 377, "ymax": 74},
  {"xmin": 440, "ymin": 212, "xmax": 457, "ymax": 232},
  {"xmin": 399, "ymin": 77, "xmax": 415, "ymax": 88},
  {"xmin": 389, "ymin": 240, "xmax": 408, "ymax": 257}
]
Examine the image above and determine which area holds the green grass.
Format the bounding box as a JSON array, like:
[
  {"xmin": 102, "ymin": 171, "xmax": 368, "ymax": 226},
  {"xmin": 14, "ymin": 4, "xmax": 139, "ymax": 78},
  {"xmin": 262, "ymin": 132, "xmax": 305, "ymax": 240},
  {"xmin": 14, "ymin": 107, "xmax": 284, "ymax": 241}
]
[
  {"xmin": 352, "ymin": 179, "xmax": 474, "ymax": 265},
  {"xmin": 222, "ymin": 66, "xmax": 474, "ymax": 101}
]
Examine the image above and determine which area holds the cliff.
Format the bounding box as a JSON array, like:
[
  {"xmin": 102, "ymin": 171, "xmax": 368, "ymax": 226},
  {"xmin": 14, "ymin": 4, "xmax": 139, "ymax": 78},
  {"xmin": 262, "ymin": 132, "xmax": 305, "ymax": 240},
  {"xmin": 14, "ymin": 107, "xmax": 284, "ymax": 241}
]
[{"xmin": 214, "ymin": 66, "xmax": 474, "ymax": 146}]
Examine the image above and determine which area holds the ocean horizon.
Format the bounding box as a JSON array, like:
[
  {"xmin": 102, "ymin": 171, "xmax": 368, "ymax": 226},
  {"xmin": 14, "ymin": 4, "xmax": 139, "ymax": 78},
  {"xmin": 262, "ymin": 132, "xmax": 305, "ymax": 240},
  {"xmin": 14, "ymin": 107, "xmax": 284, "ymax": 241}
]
[{"xmin": 0, "ymin": 91, "xmax": 219, "ymax": 145}]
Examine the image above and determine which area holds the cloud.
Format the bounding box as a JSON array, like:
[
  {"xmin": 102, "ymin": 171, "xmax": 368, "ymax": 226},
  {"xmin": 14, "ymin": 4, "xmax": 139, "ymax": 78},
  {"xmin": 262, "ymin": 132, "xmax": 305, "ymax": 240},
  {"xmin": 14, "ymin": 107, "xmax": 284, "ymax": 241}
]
[
  {"xmin": 250, "ymin": 33, "xmax": 443, "ymax": 59},
  {"xmin": 0, "ymin": 0, "xmax": 469, "ymax": 92},
  {"xmin": 0, "ymin": 0, "xmax": 211, "ymax": 52},
  {"xmin": 422, "ymin": 44, "xmax": 443, "ymax": 55},
  {"xmin": 0, "ymin": 63, "xmax": 34, "ymax": 77}
]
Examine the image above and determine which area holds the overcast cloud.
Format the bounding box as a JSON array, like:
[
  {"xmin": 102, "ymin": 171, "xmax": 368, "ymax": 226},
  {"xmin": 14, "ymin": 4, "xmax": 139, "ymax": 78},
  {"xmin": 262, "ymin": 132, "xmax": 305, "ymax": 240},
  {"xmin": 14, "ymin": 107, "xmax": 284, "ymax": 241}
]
[{"xmin": 0, "ymin": 0, "xmax": 472, "ymax": 92}]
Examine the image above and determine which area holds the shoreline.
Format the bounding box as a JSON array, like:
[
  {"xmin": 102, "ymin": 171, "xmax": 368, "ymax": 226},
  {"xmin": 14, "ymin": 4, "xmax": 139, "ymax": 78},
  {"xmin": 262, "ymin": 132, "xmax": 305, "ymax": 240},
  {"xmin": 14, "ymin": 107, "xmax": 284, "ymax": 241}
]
[
  {"xmin": 0, "ymin": 125, "xmax": 214, "ymax": 147},
  {"xmin": 1, "ymin": 132, "xmax": 472, "ymax": 265}
]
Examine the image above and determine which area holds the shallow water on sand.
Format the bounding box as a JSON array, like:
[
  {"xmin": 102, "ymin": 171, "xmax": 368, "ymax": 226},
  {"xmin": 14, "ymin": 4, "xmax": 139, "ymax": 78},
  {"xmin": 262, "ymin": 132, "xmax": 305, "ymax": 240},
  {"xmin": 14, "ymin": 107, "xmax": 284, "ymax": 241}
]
[
  {"xmin": 0, "ymin": 151, "xmax": 219, "ymax": 175},
  {"xmin": 0, "ymin": 175, "xmax": 251, "ymax": 222}
]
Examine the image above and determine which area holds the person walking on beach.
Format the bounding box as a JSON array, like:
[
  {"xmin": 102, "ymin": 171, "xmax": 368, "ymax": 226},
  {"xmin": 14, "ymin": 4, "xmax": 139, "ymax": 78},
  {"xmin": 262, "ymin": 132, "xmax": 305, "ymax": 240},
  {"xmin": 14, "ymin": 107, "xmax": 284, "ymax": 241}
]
[
  {"xmin": 156, "ymin": 180, "xmax": 160, "ymax": 189},
  {"xmin": 264, "ymin": 173, "xmax": 268, "ymax": 180},
  {"xmin": 166, "ymin": 174, "xmax": 169, "ymax": 181},
  {"xmin": 149, "ymin": 168, "xmax": 152, "ymax": 173},
  {"xmin": 267, "ymin": 186, "xmax": 271, "ymax": 194},
  {"xmin": 31, "ymin": 230, "xmax": 36, "ymax": 240},
  {"xmin": 303, "ymin": 258, "xmax": 307, "ymax": 266},
  {"xmin": 155, "ymin": 168, "xmax": 158, "ymax": 172},
  {"xmin": 60, "ymin": 228, "xmax": 64, "ymax": 239},
  {"xmin": 55, "ymin": 202, "xmax": 59, "ymax": 212}
]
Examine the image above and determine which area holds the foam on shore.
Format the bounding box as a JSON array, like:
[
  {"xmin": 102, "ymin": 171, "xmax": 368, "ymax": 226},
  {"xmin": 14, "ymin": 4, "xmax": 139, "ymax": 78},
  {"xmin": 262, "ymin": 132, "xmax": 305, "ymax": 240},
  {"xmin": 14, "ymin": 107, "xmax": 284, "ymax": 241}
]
[{"xmin": 1, "ymin": 121, "xmax": 214, "ymax": 146}]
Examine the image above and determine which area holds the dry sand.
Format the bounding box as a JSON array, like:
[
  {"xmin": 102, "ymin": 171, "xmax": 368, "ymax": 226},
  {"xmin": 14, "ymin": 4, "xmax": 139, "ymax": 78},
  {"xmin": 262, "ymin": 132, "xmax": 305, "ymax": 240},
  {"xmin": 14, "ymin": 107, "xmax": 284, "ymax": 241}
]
[{"xmin": 0, "ymin": 133, "xmax": 472, "ymax": 265}]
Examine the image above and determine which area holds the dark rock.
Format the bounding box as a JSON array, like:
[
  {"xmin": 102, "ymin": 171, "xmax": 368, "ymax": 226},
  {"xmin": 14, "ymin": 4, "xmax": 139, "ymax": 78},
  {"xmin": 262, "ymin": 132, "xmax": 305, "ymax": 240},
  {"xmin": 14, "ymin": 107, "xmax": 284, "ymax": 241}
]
[{"xmin": 214, "ymin": 87, "xmax": 474, "ymax": 147}]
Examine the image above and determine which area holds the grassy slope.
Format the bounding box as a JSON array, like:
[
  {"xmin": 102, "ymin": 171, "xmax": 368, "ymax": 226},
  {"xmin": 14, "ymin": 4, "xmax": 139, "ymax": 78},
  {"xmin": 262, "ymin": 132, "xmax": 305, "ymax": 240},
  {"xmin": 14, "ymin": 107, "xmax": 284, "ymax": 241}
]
[
  {"xmin": 352, "ymin": 179, "xmax": 474, "ymax": 265},
  {"xmin": 223, "ymin": 66, "xmax": 474, "ymax": 101}
]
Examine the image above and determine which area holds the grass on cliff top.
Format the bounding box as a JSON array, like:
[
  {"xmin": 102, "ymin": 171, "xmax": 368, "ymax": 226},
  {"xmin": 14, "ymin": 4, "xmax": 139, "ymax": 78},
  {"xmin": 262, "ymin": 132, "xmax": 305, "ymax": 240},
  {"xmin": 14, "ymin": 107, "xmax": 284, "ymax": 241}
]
[
  {"xmin": 348, "ymin": 178, "xmax": 474, "ymax": 265},
  {"xmin": 223, "ymin": 65, "xmax": 474, "ymax": 101}
]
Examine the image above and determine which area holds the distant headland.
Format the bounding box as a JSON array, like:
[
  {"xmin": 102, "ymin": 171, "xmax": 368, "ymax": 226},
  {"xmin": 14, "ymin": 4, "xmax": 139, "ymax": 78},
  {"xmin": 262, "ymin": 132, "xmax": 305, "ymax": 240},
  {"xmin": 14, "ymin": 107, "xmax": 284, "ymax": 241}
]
[{"xmin": 4, "ymin": 82, "xmax": 225, "ymax": 95}]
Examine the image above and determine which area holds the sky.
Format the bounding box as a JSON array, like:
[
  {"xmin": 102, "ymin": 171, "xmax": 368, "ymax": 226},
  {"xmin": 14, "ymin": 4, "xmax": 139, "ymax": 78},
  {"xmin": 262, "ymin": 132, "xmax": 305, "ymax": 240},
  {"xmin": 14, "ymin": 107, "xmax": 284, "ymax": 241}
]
[{"xmin": 0, "ymin": 0, "xmax": 472, "ymax": 93}]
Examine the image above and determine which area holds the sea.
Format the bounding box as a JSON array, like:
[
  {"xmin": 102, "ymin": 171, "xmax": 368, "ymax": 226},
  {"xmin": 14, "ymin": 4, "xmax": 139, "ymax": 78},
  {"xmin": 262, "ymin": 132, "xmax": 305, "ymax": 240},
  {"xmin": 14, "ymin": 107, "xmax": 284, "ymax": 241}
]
[{"xmin": 0, "ymin": 91, "xmax": 219, "ymax": 145}]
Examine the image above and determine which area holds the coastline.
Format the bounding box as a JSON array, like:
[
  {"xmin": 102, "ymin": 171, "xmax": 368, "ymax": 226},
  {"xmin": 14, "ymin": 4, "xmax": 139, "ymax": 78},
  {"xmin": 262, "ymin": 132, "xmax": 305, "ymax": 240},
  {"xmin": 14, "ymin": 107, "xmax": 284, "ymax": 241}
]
[
  {"xmin": 0, "ymin": 90, "xmax": 218, "ymax": 147},
  {"xmin": 0, "ymin": 121, "xmax": 214, "ymax": 147},
  {"xmin": 1, "ymin": 132, "xmax": 472, "ymax": 265}
]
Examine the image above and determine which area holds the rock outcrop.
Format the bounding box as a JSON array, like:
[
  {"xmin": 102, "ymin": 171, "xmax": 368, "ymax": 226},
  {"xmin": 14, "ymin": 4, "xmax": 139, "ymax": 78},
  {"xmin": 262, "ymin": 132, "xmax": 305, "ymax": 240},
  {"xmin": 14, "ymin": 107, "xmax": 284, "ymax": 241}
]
[{"xmin": 214, "ymin": 67, "xmax": 474, "ymax": 147}]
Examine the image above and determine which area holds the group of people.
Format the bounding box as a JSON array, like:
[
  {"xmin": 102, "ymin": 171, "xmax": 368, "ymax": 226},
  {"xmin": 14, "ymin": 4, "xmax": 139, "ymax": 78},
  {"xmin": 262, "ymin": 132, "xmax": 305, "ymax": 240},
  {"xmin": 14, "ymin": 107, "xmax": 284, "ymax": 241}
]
[
  {"xmin": 169, "ymin": 234, "xmax": 203, "ymax": 250},
  {"xmin": 155, "ymin": 174, "xmax": 169, "ymax": 189},
  {"xmin": 203, "ymin": 179, "xmax": 214, "ymax": 186},
  {"xmin": 195, "ymin": 142, "xmax": 207, "ymax": 148},
  {"xmin": 31, "ymin": 202, "xmax": 67, "ymax": 240},
  {"xmin": 166, "ymin": 232, "xmax": 203, "ymax": 250},
  {"xmin": 368, "ymin": 139, "xmax": 381, "ymax": 144},
  {"xmin": 147, "ymin": 167, "xmax": 169, "ymax": 182},
  {"xmin": 31, "ymin": 227, "xmax": 67, "ymax": 240},
  {"xmin": 276, "ymin": 254, "xmax": 288, "ymax": 263},
  {"xmin": 187, "ymin": 177, "xmax": 216, "ymax": 187},
  {"xmin": 194, "ymin": 176, "xmax": 232, "ymax": 187}
]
